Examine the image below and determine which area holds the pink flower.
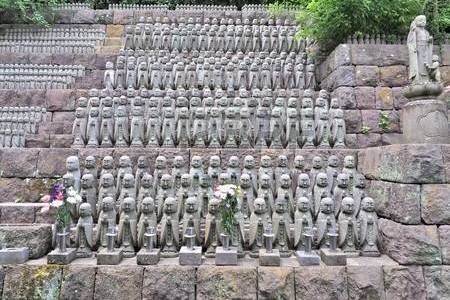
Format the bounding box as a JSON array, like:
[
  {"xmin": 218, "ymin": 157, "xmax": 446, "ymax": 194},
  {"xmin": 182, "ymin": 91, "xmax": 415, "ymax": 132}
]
[
  {"xmin": 40, "ymin": 195, "xmax": 51, "ymax": 203},
  {"xmin": 50, "ymin": 200, "xmax": 64, "ymax": 208},
  {"xmin": 39, "ymin": 205, "xmax": 50, "ymax": 214}
]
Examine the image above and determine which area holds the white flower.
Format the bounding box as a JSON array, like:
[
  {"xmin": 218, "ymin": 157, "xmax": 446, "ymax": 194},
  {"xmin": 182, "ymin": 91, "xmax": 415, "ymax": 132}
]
[
  {"xmin": 50, "ymin": 200, "xmax": 64, "ymax": 208},
  {"xmin": 66, "ymin": 187, "xmax": 81, "ymax": 205}
]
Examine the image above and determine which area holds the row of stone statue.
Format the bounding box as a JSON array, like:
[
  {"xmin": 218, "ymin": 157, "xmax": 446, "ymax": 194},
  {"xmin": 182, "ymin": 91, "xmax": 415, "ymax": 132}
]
[
  {"xmin": 124, "ymin": 24, "xmax": 303, "ymax": 54},
  {"xmin": 0, "ymin": 42, "xmax": 97, "ymax": 55},
  {"xmin": 0, "ymin": 64, "xmax": 85, "ymax": 77},
  {"xmin": 106, "ymin": 58, "xmax": 316, "ymax": 91},
  {"xmin": 133, "ymin": 16, "xmax": 296, "ymax": 27},
  {"xmin": 0, "ymin": 27, "xmax": 105, "ymax": 40},
  {"xmin": 73, "ymin": 89, "xmax": 345, "ymax": 148},
  {"xmin": 108, "ymin": 3, "xmax": 169, "ymax": 10},
  {"xmin": 55, "ymin": 3, "xmax": 91, "ymax": 9},
  {"xmin": 64, "ymin": 154, "xmax": 361, "ymax": 219},
  {"xmin": 72, "ymin": 192, "xmax": 379, "ymax": 259}
]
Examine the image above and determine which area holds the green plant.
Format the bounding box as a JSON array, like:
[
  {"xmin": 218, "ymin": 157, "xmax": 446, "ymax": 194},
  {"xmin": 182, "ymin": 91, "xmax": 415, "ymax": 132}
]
[
  {"xmin": 423, "ymin": 0, "xmax": 450, "ymax": 44},
  {"xmin": 378, "ymin": 112, "xmax": 391, "ymax": 132},
  {"xmin": 217, "ymin": 185, "xmax": 240, "ymax": 238},
  {"xmin": 361, "ymin": 126, "xmax": 371, "ymax": 134},
  {"xmin": 0, "ymin": 0, "xmax": 61, "ymax": 26}
]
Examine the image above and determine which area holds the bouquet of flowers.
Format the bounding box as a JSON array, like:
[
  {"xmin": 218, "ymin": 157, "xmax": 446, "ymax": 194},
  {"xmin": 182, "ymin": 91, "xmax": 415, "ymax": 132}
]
[{"xmin": 214, "ymin": 184, "xmax": 240, "ymax": 238}]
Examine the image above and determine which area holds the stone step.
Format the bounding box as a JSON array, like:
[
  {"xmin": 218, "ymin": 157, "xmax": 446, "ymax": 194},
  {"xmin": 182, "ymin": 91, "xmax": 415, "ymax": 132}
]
[{"xmin": 0, "ymin": 203, "xmax": 52, "ymax": 224}]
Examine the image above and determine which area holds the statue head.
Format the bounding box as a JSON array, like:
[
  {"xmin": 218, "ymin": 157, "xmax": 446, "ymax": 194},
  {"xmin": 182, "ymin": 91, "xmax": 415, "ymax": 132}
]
[
  {"xmin": 141, "ymin": 197, "xmax": 155, "ymax": 214},
  {"xmin": 79, "ymin": 202, "xmax": 92, "ymax": 218},
  {"xmin": 297, "ymin": 197, "xmax": 310, "ymax": 212},
  {"xmin": 122, "ymin": 173, "xmax": 135, "ymax": 188},
  {"xmin": 254, "ymin": 198, "xmax": 267, "ymax": 214},
  {"xmin": 119, "ymin": 156, "xmax": 131, "ymax": 168},
  {"xmin": 280, "ymin": 174, "xmax": 291, "ymax": 188},
  {"xmin": 277, "ymin": 155, "xmax": 288, "ymax": 168},
  {"xmin": 320, "ymin": 197, "xmax": 333, "ymax": 214},
  {"xmin": 337, "ymin": 173, "xmax": 349, "ymax": 188},
  {"xmin": 243, "ymin": 155, "xmax": 255, "ymax": 169},
  {"xmin": 412, "ymin": 15, "xmax": 427, "ymax": 29},
  {"xmin": 362, "ymin": 197, "xmax": 375, "ymax": 212},
  {"xmin": 312, "ymin": 156, "xmax": 323, "ymax": 169},
  {"xmin": 355, "ymin": 175, "xmax": 366, "ymax": 188},
  {"xmin": 209, "ymin": 198, "xmax": 220, "ymax": 215},
  {"xmin": 260, "ymin": 174, "xmax": 271, "ymax": 188},
  {"xmin": 155, "ymin": 156, "xmax": 167, "ymax": 169},
  {"xmin": 160, "ymin": 174, "xmax": 172, "ymax": 189},
  {"xmin": 275, "ymin": 198, "xmax": 286, "ymax": 213},
  {"xmin": 81, "ymin": 174, "xmax": 94, "ymax": 189},
  {"xmin": 101, "ymin": 173, "xmax": 114, "ymax": 188},
  {"xmin": 141, "ymin": 174, "xmax": 153, "ymax": 188},
  {"xmin": 102, "ymin": 197, "xmax": 114, "ymax": 212},
  {"xmin": 102, "ymin": 156, "xmax": 114, "ymax": 169},
  {"xmin": 344, "ymin": 155, "xmax": 355, "ymax": 169},
  {"xmin": 200, "ymin": 175, "xmax": 210, "ymax": 187},
  {"xmin": 174, "ymin": 156, "xmax": 185, "ymax": 168},
  {"xmin": 294, "ymin": 155, "xmax": 305, "ymax": 169},
  {"xmin": 316, "ymin": 173, "xmax": 328, "ymax": 187},
  {"xmin": 84, "ymin": 156, "xmax": 96, "ymax": 169},
  {"xmin": 342, "ymin": 197, "xmax": 354, "ymax": 214},
  {"xmin": 66, "ymin": 156, "xmax": 80, "ymax": 172},
  {"xmin": 328, "ymin": 155, "xmax": 339, "ymax": 168},
  {"xmin": 164, "ymin": 197, "xmax": 177, "ymax": 214},
  {"xmin": 239, "ymin": 174, "xmax": 251, "ymax": 188},
  {"xmin": 122, "ymin": 197, "xmax": 135, "ymax": 213},
  {"xmin": 298, "ymin": 173, "xmax": 310, "ymax": 188},
  {"xmin": 185, "ymin": 197, "xmax": 197, "ymax": 213},
  {"xmin": 228, "ymin": 156, "xmax": 239, "ymax": 168},
  {"xmin": 209, "ymin": 155, "xmax": 221, "ymax": 168},
  {"xmin": 219, "ymin": 172, "xmax": 230, "ymax": 185},
  {"xmin": 180, "ymin": 173, "xmax": 191, "ymax": 187},
  {"xmin": 137, "ymin": 156, "xmax": 148, "ymax": 169},
  {"xmin": 261, "ymin": 155, "xmax": 272, "ymax": 168},
  {"xmin": 63, "ymin": 173, "xmax": 75, "ymax": 188}
]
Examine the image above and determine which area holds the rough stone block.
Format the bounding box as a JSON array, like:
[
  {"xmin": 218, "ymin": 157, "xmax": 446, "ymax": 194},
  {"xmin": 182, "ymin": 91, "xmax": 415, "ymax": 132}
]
[
  {"xmin": 441, "ymin": 45, "xmax": 450, "ymax": 66},
  {"xmin": 215, "ymin": 246, "xmax": 238, "ymax": 265},
  {"xmin": 26, "ymin": 133, "xmax": 50, "ymax": 148},
  {"xmin": 72, "ymin": 9, "xmax": 95, "ymax": 23},
  {"xmin": 0, "ymin": 224, "xmax": 52, "ymax": 258},
  {"xmin": 358, "ymin": 144, "xmax": 447, "ymax": 184},
  {"xmin": 0, "ymin": 247, "xmax": 28, "ymax": 264},
  {"xmin": 136, "ymin": 248, "xmax": 160, "ymax": 265},
  {"xmin": 319, "ymin": 248, "xmax": 347, "ymax": 266},
  {"xmin": 351, "ymin": 44, "xmax": 408, "ymax": 66},
  {"xmin": 295, "ymin": 250, "xmax": 320, "ymax": 265},
  {"xmin": 197, "ymin": 266, "xmax": 257, "ymax": 300},
  {"xmin": 379, "ymin": 65, "xmax": 408, "ymax": 87},
  {"xmin": 423, "ymin": 266, "xmax": 450, "ymax": 300},
  {"xmin": 0, "ymin": 149, "xmax": 39, "ymax": 178},
  {"xmin": 0, "ymin": 178, "xmax": 51, "ymax": 203},
  {"xmin": 383, "ymin": 266, "xmax": 426, "ymax": 300},
  {"xmin": 355, "ymin": 66, "xmax": 379, "ymax": 86},
  {"xmin": 179, "ymin": 246, "xmax": 202, "ymax": 266},
  {"xmin": 36, "ymin": 148, "xmax": 78, "ymax": 177},
  {"xmin": 142, "ymin": 265, "xmax": 196, "ymax": 300},
  {"xmin": 94, "ymin": 10, "xmax": 113, "ymax": 24},
  {"xmin": 295, "ymin": 266, "xmax": 348, "ymax": 300},
  {"xmin": 60, "ymin": 265, "xmax": 96, "ymax": 300},
  {"xmin": 392, "ymin": 86, "xmax": 409, "ymax": 109},
  {"xmin": 381, "ymin": 133, "xmax": 404, "ymax": 145},
  {"xmin": 94, "ymin": 266, "xmax": 143, "ymax": 300},
  {"xmin": 375, "ymin": 87, "xmax": 394, "ymax": 109},
  {"xmin": 332, "ymin": 86, "xmax": 356, "ymax": 109},
  {"xmin": 97, "ymin": 248, "xmax": 123, "ymax": 265},
  {"xmin": 361, "ymin": 109, "xmax": 383, "ymax": 133},
  {"xmin": 318, "ymin": 44, "xmax": 351, "ymax": 81},
  {"xmin": 258, "ymin": 267, "xmax": 295, "ymax": 300},
  {"xmin": 47, "ymin": 248, "xmax": 77, "ymax": 265},
  {"xmin": 439, "ymin": 226, "xmax": 450, "ymax": 264},
  {"xmin": 367, "ymin": 180, "xmax": 421, "ymax": 224},
  {"xmin": 440, "ymin": 66, "xmax": 450, "ymax": 86},
  {"xmin": 323, "ymin": 66, "xmax": 356, "ymax": 90},
  {"xmin": 344, "ymin": 110, "xmax": 362, "ymax": 134},
  {"xmin": 50, "ymin": 134, "xmax": 74, "ymax": 148},
  {"xmin": 52, "ymin": 111, "xmax": 75, "ymax": 123},
  {"xmin": 106, "ymin": 24, "xmax": 124, "ymax": 38},
  {"xmin": 421, "ymin": 184, "xmax": 450, "ymax": 224},
  {"xmin": 356, "ymin": 133, "xmax": 382, "ymax": 148},
  {"xmin": 347, "ymin": 266, "xmax": 385, "ymax": 300},
  {"xmin": 259, "ymin": 249, "xmax": 281, "ymax": 266},
  {"xmin": 2, "ymin": 265, "xmax": 63, "ymax": 299},
  {"xmin": 355, "ymin": 86, "xmax": 376, "ymax": 109},
  {"xmin": 113, "ymin": 10, "xmax": 134, "ymax": 25},
  {"xmin": 379, "ymin": 218, "xmax": 442, "ymax": 265}
]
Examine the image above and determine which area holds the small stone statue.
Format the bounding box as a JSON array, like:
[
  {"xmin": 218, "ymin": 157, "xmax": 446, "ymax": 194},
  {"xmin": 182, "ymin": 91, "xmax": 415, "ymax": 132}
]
[
  {"xmin": 153, "ymin": 155, "xmax": 168, "ymax": 188},
  {"xmin": 326, "ymin": 155, "xmax": 339, "ymax": 194},
  {"xmin": 118, "ymin": 174, "xmax": 137, "ymax": 208},
  {"xmin": 137, "ymin": 174, "xmax": 154, "ymax": 211},
  {"xmin": 342, "ymin": 155, "xmax": 358, "ymax": 188},
  {"xmin": 182, "ymin": 197, "xmax": 201, "ymax": 246},
  {"xmin": 352, "ymin": 175, "xmax": 367, "ymax": 216},
  {"xmin": 315, "ymin": 110, "xmax": 331, "ymax": 148},
  {"xmin": 190, "ymin": 156, "xmax": 204, "ymax": 190},
  {"xmin": 242, "ymin": 155, "xmax": 258, "ymax": 194},
  {"xmin": 66, "ymin": 156, "xmax": 81, "ymax": 192},
  {"xmin": 315, "ymin": 197, "xmax": 337, "ymax": 249},
  {"xmin": 239, "ymin": 174, "xmax": 255, "ymax": 218},
  {"xmin": 98, "ymin": 173, "xmax": 115, "ymax": 211},
  {"xmin": 135, "ymin": 156, "xmax": 149, "ymax": 192},
  {"xmin": 333, "ymin": 173, "xmax": 350, "ymax": 217},
  {"xmin": 137, "ymin": 197, "xmax": 157, "ymax": 249},
  {"xmin": 118, "ymin": 197, "xmax": 138, "ymax": 257},
  {"xmin": 276, "ymin": 174, "xmax": 294, "ymax": 217},
  {"xmin": 295, "ymin": 174, "xmax": 312, "ymax": 207},
  {"xmin": 75, "ymin": 202, "xmax": 94, "ymax": 257},
  {"xmin": 407, "ymin": 15, "xmax": 434, "ymax": 84},
  {"xmin": 204, "ymin": 197, "xmax": 222, "ymax": 257},
  {"xmin": 358, "ymin": 197, "xmax": 380, "ymax": 256},
  {"xmin": 95, "ymin": 197, "xmax": 117, "ymax": 249},
  {"xmin": 248, "ymin": 198, "xmax": 271, "ymax": 257},
  {"xmin": 198, "ymin": 175, "xmax": 213, "ymax": 217},
  {"xmin": 294, "ymin": 197, "xmax": 314, "ymax": 250},
  {"xmin": 313, "ymin": 173, "xmax": 330, "ymax": 218},
  {"xmin": 257, "ymin": 174, "xmax": 274, "ymax": 215},
  {"xmin": 275, "ymin": 155, "xmax": 290, "ymax": 192},
  {"xmin": 80, "ymin": 174, "xmax": 97, "ymax": 220},
  {"xmin": 72, "ymin": 107, "xmax": 87, "ymax": 146},
  {"xmin": 155, "ymin": 174, "xmax": 174, "ymax": 221},
  {"xmin": 330, "ymin": 109, "xmax": 346, "ymax": 148},
  {"xmin": 271, "ymin": 198, "xmax": 292, "ymax": 257},
  {"xmin": 337, "ymin": 197, "xmax": 359, "ymax": 253},
  {"xmin": 207, "ymin": 155, "xmax": 222, "ymax": 187},
  {"xmin": 259, "ymin": 155, "xmax": 274, "ymax": 187},
  {"xmin": 159, "ymin": 197, "xmax": 180, "ymax": 257},
  {"xmin": 86, "ymin": 108, "xmax": 100, "ymax": 147},
  {"xmin": 172, "ymin": 156, "xmax": 187, "ymax": 189},
  {"xmin": 309, "ymin": 156, "xmax": 324, "ymax": 188}
]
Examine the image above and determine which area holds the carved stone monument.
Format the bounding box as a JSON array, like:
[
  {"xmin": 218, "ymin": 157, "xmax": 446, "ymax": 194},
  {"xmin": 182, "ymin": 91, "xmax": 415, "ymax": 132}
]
[
  {"xmin": 179, "ymin": 227, "xmax": 202, "ymax": 266},
  {"xmin": 136, "ymin": 226, "xmax": 160, "ymax": 265},
  {"xmin": 48, "ymin": 228, "xmax": 77, "ymax": 264},
  {"xmin": 97, "ymin": 226, "xmax": 124, "ymax": 265}
]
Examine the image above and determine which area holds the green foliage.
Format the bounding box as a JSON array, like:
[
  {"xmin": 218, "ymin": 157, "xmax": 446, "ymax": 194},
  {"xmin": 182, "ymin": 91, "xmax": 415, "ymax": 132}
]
[
  {"xmin": 55, "ymin": 202, "xmax": 71, "ymax": 229},
  {"xmin": 219, "ymin": 192, "xmax": 239, "ymax": 238},
  {"xmin": 0, "ymin": 0, "xmax": 61, "ymax": 26},
  {"xmin": 361, "ymin": 126, "xmax": 371, "ymax": 134},
  {"xmin": 423, "ymin": 0, "xmax": 450, "ymax": 43},
  {"xmin": 378, "ymin": 111, "xmax": 391, "ymax": 132}
]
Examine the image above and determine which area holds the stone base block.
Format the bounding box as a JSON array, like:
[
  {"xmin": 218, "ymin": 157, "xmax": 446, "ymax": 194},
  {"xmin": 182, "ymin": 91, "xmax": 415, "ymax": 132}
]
[
  {"xmin": 179, "ymin": 246, "xmax": 202, "ymax": 266},
  {"xmin": 402, "ymin": 99, "xmax": 448, "ymax": 144},
  {"xmin": 0, "ymin": 247, "xmax": 29, "ymax": 264},
  {"xmin": 259, "ymin": 249, "xmax": 280, "ymax": 266},
  {"xmin": 97, "ymin": 248, "xmax": 123, "ymax": 265},
  {"xmin": 215, "ymin": 247, "xmax": 238, "ymax": 266},
  {"xmin": 76, "ymin": 249, "xmax": 93, "ymax": 259},
  {"xmin": 296, "ymin": 250, "xmax": 320, "ymax": 266},
  {"xmin": 345, "ymin": 251, "xmax": 360, "ymax": 258},
  {"xmin": 47, "ymin": 248, "xmax": 76, "ymax": 265},
  {"xmin": 319, "ymin": 248, "xmax": 347, "ymax": 266},
  {"xmin": 137, "ymin": 249, "xmax": 160, "ymax": 265}
]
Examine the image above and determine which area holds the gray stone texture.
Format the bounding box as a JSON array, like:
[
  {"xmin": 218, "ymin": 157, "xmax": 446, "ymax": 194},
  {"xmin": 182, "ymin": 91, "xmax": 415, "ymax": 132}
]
[
  {"xmin": 355, "ymin": 87, "xmax": 376, "ymax": 109},
  {"xmin": 346, "ymin": 266, "xmax": 386, "ymax": 300},
  {"xmin": 344, "ymin": 110, "xmax": 362, "ymax": 133},
  {"xmin": 367, "ymin": 180, "xmax": 421, "ymax": 224},
  {"xmin": 60, "ymin": 265, "xmax": 96, "ymax": 300},
  {"xmin": 356, "ymin": 133, "xmax": 382, "ymax": 148},
  {"xmin": 379, "ymin": 65, "xmax": 408, "ymax": 87},
  {"xmin": 350, "ymin": 44, "xmax": 408, "ymax": 66},
  {"xmin": 94, "ymin": 266, "xmax": 143, "ymax": 300},
  {"xmin": 379, "ymin": 218, "xmax": 442, "ymax": 265},
  {"xmin": 375, "ymin": 87, "xmax": 394, "ymax": 109},
  {"xmin": 321, "ymin": 66, "xmax": 356, "ymax": 90},
  {"xmin": 355, "ymin": 66, "xmax": 379, "ymax": 86},
  {"xmin": 318, "ymin": 44, "xmax": 351, "ymax": 81},
  {"xmin": 421, "ymin": 184, "xmax": 450, "ymax": 224},
  {"xmin": 0, "ymin": 149, "xmax": 39, "ymax": 178},
  {"xmin": 383, "ymin": 266, "xmax": 426, "ymax": 300},
  {"xmin": 332, "ymin": 86, "xmax": 356, "ymax": 109},
  {"xmin": 142, "ymin": 265, "xmax": 196, "ymax": 300},
  {"xmin": 0, "ymin": 224, "xmax": 51, "ymax": 258},
  {"xmin": 439, "ymin": 225, "xmax": 450, "ymax": 265},
  {"xmin": 197, "ymin": 266, "xmax": 257, "ymax": 300},
  {"xmin": 295, "ymin": 266, "xmax": 348, "ymax": 300},
  {"xmin": 423, "ymin": 266, "xmax": 450, "ymax": 300},
  {"xmin": 358, "ymin": 145, "xmax": 447, "ymax": 184},
  {"xmin": 257, "ymin": 267, "xmax": 295, "ymax": 300}
]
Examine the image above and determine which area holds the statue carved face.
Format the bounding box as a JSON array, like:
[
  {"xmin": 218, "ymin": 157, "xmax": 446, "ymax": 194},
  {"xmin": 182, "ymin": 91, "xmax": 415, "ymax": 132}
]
[
  {"xmin": 280, "ymin": 174, "xmax": 291, "ymax": 188},
  {"xmin": 156, "ymin": 156, "xmax": 167, "ymax": 169},
  {"xmin": 161, "ymin": 175, "xmax": 172, "ymax": 189},
  {"xmin": 297, "ymin": 197, "xmax": 310, "ymax": 212},
  {"xmin": 342, "ymin": 197, "xmax": 354, "ymax": 214},
  {"xmin": 209, "ymin": 200, "xmax": 219, "ymax": 214},
  {"xmin": 317, "ymin": 173, "xmax": 328, "ymax": 187},
  {"xmin": 278, "ymin": 156, "xmax": 288, "ymax": 168},
  {"xmin": 294, "ymin": 156, "xmax": 305, "ymax": 169},
  {"xmin": 254, "ymin": 198, "xmax": 266, "ymax": 214},
  {"xmin": 244, "ymin": 156, "xmax": 255, "ymax": 169},
  {"xmin": 79, "ymin": 203, "xmax": 91, "ymax": 217},
  {"xmin": 141, "ymin": 198, "xmax": 154, "ymax": 213},
  {"xmin": 81, "ymin": 175, "xmax": 93, "ymax": 189},
  {"xmin": 328, "ymin": 155, "xmax": 339, "ymax": 168},
  {"xmin": 240, "ymin": 174, "xmax": 251, "ymax": 188},
  {"xmin": 200, "ymin": 176, "xmax": 210, "ymax": 187},
  {"xmin": 344, "ymin": 156, "xmax": 355, "ymax": 169},
  {"xmin": 119, "ymin": 156, "xmax": 131, "ymax": 168},
  {"xmin": 186, "ymin": 198, "xmax": 197, "ymax": 213},
  {"xmin": 66, "ymin": 156, "xmax": 79, "ymax": 172},
  {"xmin": 181, "ymin": 174, "xmax": 191, "ymax": 187},
  {"xmin": 210, "ymin": 156, "xmax": 220, "ymax": 168},
  {"xmin": 228, "ymin": 156, "xmax": 239, "ymax": 168},
  {"xmin": 123, "ymin": 174, "xmax": 134, "ymax": 188},
  {"xmin": 102, "ymin": 156, "xmax": 114, "ymax": 169},
  {"xmin": 164, "ymin": 198, "xmax": 176, "ymax": 214},
  {"xmin": 174, "ymin": 156, "xmax": 184, "ymax": 168},
  {"xmin": 141, "ymin": 175, "xmax": 152, "ymax": 188},
  {"xmin": 312, "ymin": 157, "xmax": 323, "ymax": 169},
  {"xmin": 415, "ymin": 15, "xmax": 426, "ymax": 27},
  {"xmin": 320, "ymin": 198, "xmax": 333, "ymax": 214},
  {"xmin": 275, "ymin": 200, "xmax": 286, "ymax": 213},
  {"xmin": 138, "ymin": 156, "xmax": 147, "ymax": 168},
  {"xmin": 102, "ymin": 198, "xmax": 113, "ymax": 211},
  {"xmin": 362, "ymin": 197, "xmax": 375, "ymax": 212},
  {"xmin": 298, "ymin": 174, "xmax": 310, "ymax": 188},
  {"xmin": 191, "ymin": 156, "xmax": 202, "ymax": 168},
  {"xmin": 219, "ymin": 173, "xmax": 230, "ymax": 185},
  {"xmin": 102, "ymin": 174, "xmax": 114, "ymax": 187},
  {"xmin": 261, "ymin": 156, "xmax": 272, "ymax": 167},
  {"xmin": 337, "ymin": 174, "xmax": 349, "ymax": 188},
  {"xmin": 123, "ymin": 197, "xmax": 134, "ymax": 213},
  {"xmin": 355, "ymin": 175, "xmax": 366, "ymax": 188},
  {"xmin": 63, "ymin": 174, "xmax": 75, "ymax": 187}
]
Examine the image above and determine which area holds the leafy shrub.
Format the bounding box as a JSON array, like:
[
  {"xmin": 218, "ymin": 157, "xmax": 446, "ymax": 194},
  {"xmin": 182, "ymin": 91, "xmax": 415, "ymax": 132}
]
[{"xmin": 0, "ymin": 0, "xmax": 61, "ymax": 26}]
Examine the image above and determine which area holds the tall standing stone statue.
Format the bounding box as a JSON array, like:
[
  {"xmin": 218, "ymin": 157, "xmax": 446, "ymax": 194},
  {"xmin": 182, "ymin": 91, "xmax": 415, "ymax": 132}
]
[
  {"xmin": 118, "ymin": 197, "xmax": 138, "ymax": 257},
  {"xmin": 75, "ymin": 202, "xmax": 94, "ymax": 258},
  {"xmin": 403, "ymin": 15, "xmax": 448, "ymax": 144},
  {"xmin": 160, "ymin": 197, "xmax": 180, "ymax": 257},
  {"xmin": 248, "ymin": 198, "xmax": 271, "ymax": 257},
  {"xmin": 358, "ymin": 197, "xmax": 380, "ymax": 256},
  {"xmin": 137, "ymin": 197, "xmax": 157, "ymax": 249},
  {"xmin": 66, "ymin": 156, "xmax": 81, "ymax": 192}
]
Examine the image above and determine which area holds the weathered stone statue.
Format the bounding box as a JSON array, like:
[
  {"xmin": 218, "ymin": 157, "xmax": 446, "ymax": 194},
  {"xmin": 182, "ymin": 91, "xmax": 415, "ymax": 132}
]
[
  {"xmin": 72, "ymin": 107, "xmax": 87, "ymax": 146},
  {"xmin": 153, "ymin": 155, "xmax": 168, "ymax": 188},
  {"xmin": 326, "ymin": 155, "xmax": 339, "ymax": 193},
  {"xmin": 313, "ymin": 172, "xmax": 330, "ymax": 218},
  {"xmin": 226, "ymin": 156, "xmax": 241, "ymax": 185},
  {"xmin": 161, "ymin": 108, "xmax": 176, "ymax": 147},
  {"xmin": 137, "ymin": 197, "xmax": 157, "ymax": 249},
  {"xmin": 338, "ymin": 197, "xmax": 359, "ymax": 253},
  {"xmin": 352, "ymin": 175, "xmax": 367, "ymax": 216},
  {"xmin": 159, "ymin": 197, "xmax": 180, "ymax": 257},
  {"xmin": 116, "ymin": 156, "xmax": 133, "ymax": 195},
  {"xmin": 315, "ymin": 197, "xmax": 337, "ymax": 249},
  {"xmin": 254, "ymin": 107, "xmax": 269, "ymax": 148},
  {"xmin": 207, "ymin": 155, "xmax": 221, "ymax": 187},
  {"xmin": 315, "ymin": 110, "xmax": 331, "ymax": 148},
  {"xmin": 75, "ymin": 202, "xmax": 94, "ymax": 257},
  {"xmin": 269, "ymin": 108, "xmax": 284, "ymax": 149},
  {"xmin": 155, "ymin": 173, "xmax": 174, "ymax": 220},
  {"xmin": 291, "ymin": 155, "xmax": 305, "ymax": 189},
  {"xmin": 259, "ymin": 155, "xmax": 274, "ymax": 187},
  {"xmin": 114, "ymin": 106, "xmax": 129, "ymax": 147},
  {"xmin": 294, "ymin": 197, "xmax": 314, "ymax": 250},
  {"xmin": 271, "ymin": 198, "xmax": 292, "ymax": 257},
  {"xmin": 239, "ymin": 174, "xmax": 255, "ymax": 218},
  {"xmin": 242, "ymin": 155, "xmax": 258, "ymax": 193},
  {"xmin": 66, "ymin": 156, "xmax": 81, "ymax": 192},
  {"xmin": 309, "ymin": 156, "xmax": 324, "ymax": 188},
  {"xmin": 171, "ymin": 156, "xmax": 187, "ymax": 189},
  {"xmin": 204, "ymin": 197, "xmax": 222, "ymax": 257},
  {"xmin": 118, "ymin": 197, "xmax": 138, "ymax": 257},
  {"xmin": 95, "ymin": 197, "xmax": 116, "ymax": 249},
  {"xmin": 146, "ymin": 107, "xmax": 161, "ymax": 147},
  {"xmin": 295, "ymin": 173, "xmax": 312, "ymax": 209},
  {"xmin": 330, "ymin": 109, "xmax": 346, "ymax": 148},
  {"xmin": 130, "ymin": 107, "xmax": 145, "ymax": 147},
  {"xmin": 190, "ymin": 155, "xmax": 204, "ymax": 191},
  {"xmin": 100, "ymin": 107, "xmax": 114, "ymax": 147},
  {"xmin": 257, "ymin": 174, "xmax": 274, "ymax": 215},
  {"xmin": 137, "ymin": 173, "xmax": 154, "ymax": 211},
  {"xmin": 275, "ymin": 155, "xmax": 290, "ymax": 191},
  {"xmin": 181, "ymin": 197, "xmax": 201, "ymax": 246},
  {"xmin": 248, "ymin": 198, "xmax": 271, "ymax": 257},
  {"xmin": 342, "ymin": 155, "xmax": 358, "ymax": 188},
  {"xmin": 80, "ymin": 174, "xmax": 97, "ymax": 219},
  {"xmin": 300, "ymin": 105, "xmax": 315, "ymax": 148},
  {"xmin": 276, "ymin": 174, "xmax": 294, "ymax": 217},
  {"xmin": 118, "ymin": 174, "xmax": 137, "ymax": 209},
  {"xmin": 83, "ymin": 156, "xmax": 98, "ymax": 187},
  {"xmin": 135, "ymin": 156, "xmax": 149, "ymax": 192},
  {"xmin": 98, "ymin": 173, "xmax": 115, "ymax": 212},
  {"xmin": 104, "ymin": 61, "xmax": 115, "ymax": 90},
  {"xmin": 358, "ymin": 197, "xmax": 380, "ymax": 256},
  {"xmin": 333, "ymin": 173, "xmax": 350, "ymax": 217},
  {"xmin": 407, "ymin": 15, "xmax": 434, "ymax": 84}
]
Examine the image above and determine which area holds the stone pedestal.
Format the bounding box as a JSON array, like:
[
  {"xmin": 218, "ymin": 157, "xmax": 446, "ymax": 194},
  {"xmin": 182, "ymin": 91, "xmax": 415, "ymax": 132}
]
[
  {"xmin": 179, "ymin": 246, "xmax": 202, "ymax": 266},
  {"xmin": 97, "ymin": 248, "xmax": 123, "ymax": 265},
  {"xmin": 296, "ymin": 250, "xmax": 320, "ymax": 266},
  {"xmin": 319, "ymin": 248, "xmax": 347, "ymax": 266},
  {"xmin": 402, "ymin": 99, "xmax": 448, "ymax": 144},
  {"xmin": 345, "ymin": 251, "xmax": 360, "ymax": 258},
  {"xmin": 215, "ymin": 247, "xmax": 238, "ymax": 266},
  {"xmin": 0, "ymin": 247, "xmax": 29, "ymax": 264},
  {"xmin": 259, "ymin": 249, "xmax": 280, "ymax": 266},
  {"xmin": 47, "ymin": 248, "xmax": 77, "ymax": 265},
  {"xmin": 136, "ymin": 248, "xmax": 160, "ymax": 265}
]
